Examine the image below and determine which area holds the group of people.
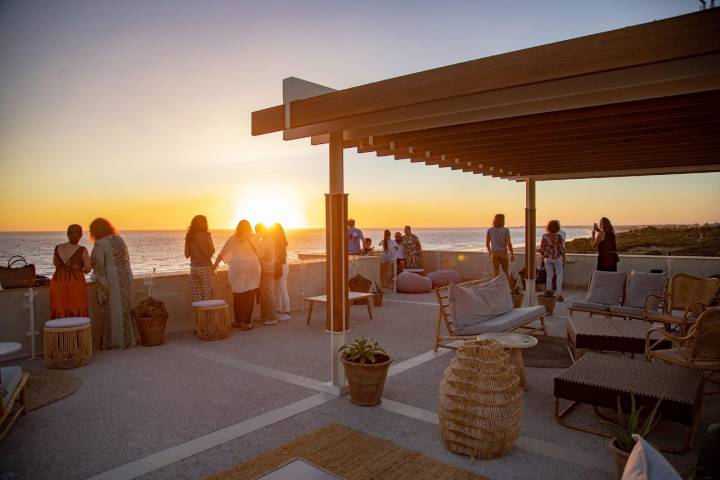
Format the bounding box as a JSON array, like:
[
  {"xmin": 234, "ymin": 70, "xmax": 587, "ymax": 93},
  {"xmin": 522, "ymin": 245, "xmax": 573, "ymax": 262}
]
[
  {"xmin": 486, "ymin": 213, "xmax": 618, "ymax": 301},
  {"xmin": 347, "ymin": 219, "xmax": 423, "ymax": 288}
]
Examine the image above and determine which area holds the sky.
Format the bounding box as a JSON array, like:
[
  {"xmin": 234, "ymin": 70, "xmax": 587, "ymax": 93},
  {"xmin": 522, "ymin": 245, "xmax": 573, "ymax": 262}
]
[{"xmin": 1, "ymin": 0, "xmax": 718, "ymax": 231}]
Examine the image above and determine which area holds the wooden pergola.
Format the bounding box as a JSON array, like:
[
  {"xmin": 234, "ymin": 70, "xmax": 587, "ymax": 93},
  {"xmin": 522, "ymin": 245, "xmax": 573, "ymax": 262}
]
[{"xmin": 252, "ymin": 9, "xmax": 720, "ymax": 388}]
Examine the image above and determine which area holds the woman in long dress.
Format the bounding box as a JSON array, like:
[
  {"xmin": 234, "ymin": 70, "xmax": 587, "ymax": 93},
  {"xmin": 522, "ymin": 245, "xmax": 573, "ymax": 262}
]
[
  {"xmin": 272, "ymin": 223, "xmax": 291, "ymax": 321},
  {"xmin": 214, "ymin": 220, "xmax": 261, "ymax": 330},
  {"xmin": 184, "ymin": 215, "xmax": 215, "ymax": 301},
  {"xmin": 90, "ymin": 218, "xmax": 136, "ymax": 349},
  {"xmin": 50, "ymin": 224, "xmax": 92, "ymax": 318},
  {"xmin": 402, "ymin": 225, "xmax": 423, "ymax": 269}
]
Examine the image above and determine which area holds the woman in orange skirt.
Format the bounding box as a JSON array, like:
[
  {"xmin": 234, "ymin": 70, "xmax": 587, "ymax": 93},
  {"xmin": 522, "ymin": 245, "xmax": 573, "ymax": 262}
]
[{"xmin": 50, "ymin": 224, "xmax": 92, "ymax": 318}]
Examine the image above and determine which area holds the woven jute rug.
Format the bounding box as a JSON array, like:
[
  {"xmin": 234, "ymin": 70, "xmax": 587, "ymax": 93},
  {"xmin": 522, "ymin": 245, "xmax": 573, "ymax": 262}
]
[
  {"xmin": 523, "ymin": 335, "xmax": 573, "ymax": 369},
  {"xmin": 207, "ymin": 423, "xmax": 485, "ymax": 480},
  {"xmin": 25, "ymin": 367, "xmax": 83, "ymax": 411}
]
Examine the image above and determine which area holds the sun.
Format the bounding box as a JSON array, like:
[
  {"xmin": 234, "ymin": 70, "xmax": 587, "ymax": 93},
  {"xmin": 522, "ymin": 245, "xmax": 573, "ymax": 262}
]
[{"xmin": 232, "ymin": 186, "xmax": 307, "ymax": 229}]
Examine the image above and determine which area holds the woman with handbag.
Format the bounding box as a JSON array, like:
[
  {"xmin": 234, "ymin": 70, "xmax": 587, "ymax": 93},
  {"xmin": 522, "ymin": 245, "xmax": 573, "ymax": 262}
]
[
  {"xmin": 184, "ymin": 215, "xmax": 215, "ymax": 301},
  {"xmin": 50, "ymin": 224, "xmax": 92, "ymax": 318},
  {"xmin": 90, "ymin": 218, "xmax": 135, "ymax": 349},
  {"xmin": 271, "ymin": 223, "xmax": 291, "ymax": 322},
  {"xmin": 214, "ymin": 220, "xmax": 261, "ymax": 330}
]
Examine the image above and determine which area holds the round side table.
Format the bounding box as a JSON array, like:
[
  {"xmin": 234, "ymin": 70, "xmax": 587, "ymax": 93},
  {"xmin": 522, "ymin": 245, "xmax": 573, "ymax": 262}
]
[{"xmin": 477, "ymin": 332, "xmax": 538, "ymax": 389}]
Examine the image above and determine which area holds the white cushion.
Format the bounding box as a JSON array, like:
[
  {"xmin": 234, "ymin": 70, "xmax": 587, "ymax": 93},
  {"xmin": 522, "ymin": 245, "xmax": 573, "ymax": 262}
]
[
  {"xmin": 45, "ymin": 317, "xmax": 90, "ymax": 328},
  {"xmin": 450, "ymin": 275, "xmax": 513, "ymax": 332},
  {"xmin": 0, "ymin": 366, "xmax": 23, "ymax": 407},
  {"xmin": 455, "ymin": 305, "xmax": 545, "ymax": 336},
  {"xmin": 585, "ymin": 271, "xmax": 626, "ymax": 305},
  {"xmin": 192, "ymin": 299, "xmax": 226, "ymax": 308},
  {"xmin": 622, "ymin": 434, "xmax": 681, "ymax": 480},
  {"xmin": 624, "ymin": 271, "xmax": 665, "ymax": 309}
]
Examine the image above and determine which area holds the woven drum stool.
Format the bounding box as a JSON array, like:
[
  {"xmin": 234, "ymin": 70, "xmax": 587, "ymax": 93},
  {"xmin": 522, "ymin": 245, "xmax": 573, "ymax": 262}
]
[
  {"xmin": 438, "ymin": 339, "xmax": 523, "ymax": 459},
  {"xmin": 192, "ymin": 300, "xmax": 231, "ymax": 341},
  {"xmin": 43, "ymin": 317, "xmax": 92, "ymax": 369}
]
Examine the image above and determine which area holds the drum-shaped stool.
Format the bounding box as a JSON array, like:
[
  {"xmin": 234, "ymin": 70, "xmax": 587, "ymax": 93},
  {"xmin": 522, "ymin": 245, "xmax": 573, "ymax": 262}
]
[
  {"xmin": 43, "ymin": 317, "xmax": 92, "ymax": 369},
  {"xmin": 192, "ymin": 300, "xmax": 231, "ymax": 341}
]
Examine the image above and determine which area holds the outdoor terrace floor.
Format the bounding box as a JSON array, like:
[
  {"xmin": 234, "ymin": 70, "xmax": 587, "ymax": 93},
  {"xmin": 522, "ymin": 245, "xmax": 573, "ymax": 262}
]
[{"xmin": 1, "ymin": 290, "xmax": 718, "ymax": 479}]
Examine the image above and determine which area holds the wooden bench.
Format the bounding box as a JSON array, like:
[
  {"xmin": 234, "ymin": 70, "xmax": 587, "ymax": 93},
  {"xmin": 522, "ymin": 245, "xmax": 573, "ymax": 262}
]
[{"xmin": 305, "ymin": 292, "xmax": 374, "ymax": 325}]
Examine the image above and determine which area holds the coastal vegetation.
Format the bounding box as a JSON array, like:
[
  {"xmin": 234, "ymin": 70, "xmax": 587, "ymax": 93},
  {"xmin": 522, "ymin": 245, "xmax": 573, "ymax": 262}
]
[{"xmin": 564, "ymin": 225, "xmax": 720, "ymax": 257}]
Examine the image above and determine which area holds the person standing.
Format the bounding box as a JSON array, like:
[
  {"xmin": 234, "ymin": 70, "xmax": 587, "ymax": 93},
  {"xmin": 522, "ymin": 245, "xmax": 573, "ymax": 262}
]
[
  {"xmin": 380, "ymin": 229, "xmax": 395, "ymax": 288},
  {"xmin": 592, "ymin": 217, "xmax": 619, "ymax": 272},
  {"xmin": 90, "ymin": 218, "xmax": 135, "ymax": 349},
  {"xmin": 485, "ymin": 214, "xmax": 515, "ymax": 286},
  {"xmin": 255, "ymin": 223, "xmax": 278, "ymax": 325},
  {"xmin": 214, "ymin": 220, "xmax": 261, "ymax": 330},
  {"xmin": 540, "ymin": 220, "xmax": 566, "ymax": 301},
  {"xmin": 184, "ymin": 215, "xmax": 215, "ymax": 301},
  {"xmin": 347, "ymin": 219, "xmax": 364, "ymax": 255},
  {"xmin": 393, "ymin": 231, "xmax": 405, "ymax": 271},
  {"xmin": 402, "ymin": 225, "xmax": 423, "ymax": 269},
  {"xmin": 271, "ymin": 223, "xmax": 291, "ymax": 321},
  {"xmin": 50, "ymin": 224, "xmax": 92, "ymax": 319}
]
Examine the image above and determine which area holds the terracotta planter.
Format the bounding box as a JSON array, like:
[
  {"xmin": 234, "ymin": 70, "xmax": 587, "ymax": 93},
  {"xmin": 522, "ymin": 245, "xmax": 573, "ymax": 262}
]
[
  {"xmin": 609, "ymin": 439, "xmax": 632, "ymax": 479},
  {"xmin": 537, "ymin": 295, "xmax": 556, "ymax": 315},
  {"xmin": 341, "ymin": 354, "xmax": 392, "ymax": 406},
  {"xmin": 373, "ymin": 292, "xmax": 384, "ymax": 306},
  {"xmin": 136, "ymin": 315, "xmax": 167, "ymax": 346},
  {"xmin": 511, "ymin": 293, "xmax": 523, "ymax": 308}
]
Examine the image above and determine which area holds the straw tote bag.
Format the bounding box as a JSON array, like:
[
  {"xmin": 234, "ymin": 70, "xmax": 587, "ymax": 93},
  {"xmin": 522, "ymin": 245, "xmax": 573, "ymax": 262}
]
[{"xmin": 0, "ymin": 255, "xmax": 36, "ymax": 289}]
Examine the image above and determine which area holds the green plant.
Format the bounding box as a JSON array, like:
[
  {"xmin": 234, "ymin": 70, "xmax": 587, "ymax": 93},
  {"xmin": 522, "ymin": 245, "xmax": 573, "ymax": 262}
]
[
  {"xmin": 510, "ymin": 285, "xmax": 522, "ymax": 295},
  {"xmin": 605, "ymin": 394, "xmax": 662, "ymax": 452},
  {"xmin": 133, "ymin": 296, "xmax": 169, "ymax": 320},
  {"xmin": 372, "ymin": 280, "xmax": 383, "ymax": 294},
  {"xmin": 339, "ymin": 337, "xmax": 387, "ymax": 364}
]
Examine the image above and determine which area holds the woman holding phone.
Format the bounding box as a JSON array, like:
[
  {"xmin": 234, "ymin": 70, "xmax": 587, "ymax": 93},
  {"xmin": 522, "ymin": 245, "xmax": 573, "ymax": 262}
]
[{"xmin": 592, "ymin": 217, "xmax": 619, "ymax": 271}]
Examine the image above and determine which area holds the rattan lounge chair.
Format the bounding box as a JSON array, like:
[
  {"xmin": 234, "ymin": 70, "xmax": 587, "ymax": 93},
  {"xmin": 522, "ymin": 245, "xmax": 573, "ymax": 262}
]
[
  {"xmin": 0, "ymin": 366, "xmax": 28, "ymax": 440},
  {"xmin": 646, "ymin": 306, "xmax": 720, "ymax": 396},
  {"xmin": 433, "ymin": 279, "xmax": 547, "ymax": 351},
  {"xmin": 644, "ymin": 273, "xmax": 720, "ymax": 335}
]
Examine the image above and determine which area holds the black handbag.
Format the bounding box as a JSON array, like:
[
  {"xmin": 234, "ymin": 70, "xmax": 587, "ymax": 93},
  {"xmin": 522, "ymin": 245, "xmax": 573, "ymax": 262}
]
[{"xmin": 0, "ymin": 255, "xmax": 37, "ymax": 289}]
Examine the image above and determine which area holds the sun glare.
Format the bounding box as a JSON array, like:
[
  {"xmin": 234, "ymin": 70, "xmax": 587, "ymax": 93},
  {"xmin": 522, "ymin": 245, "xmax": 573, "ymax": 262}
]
[{"xmin": 232, "ymin": 187, "xmax": 307, "ymax": 229}]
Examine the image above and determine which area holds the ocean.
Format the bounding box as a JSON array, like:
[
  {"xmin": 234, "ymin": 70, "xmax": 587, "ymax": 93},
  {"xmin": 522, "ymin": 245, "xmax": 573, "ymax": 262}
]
[{"xmin": 0, "ymin": 227, "xmax": 593, "ymax": 277}]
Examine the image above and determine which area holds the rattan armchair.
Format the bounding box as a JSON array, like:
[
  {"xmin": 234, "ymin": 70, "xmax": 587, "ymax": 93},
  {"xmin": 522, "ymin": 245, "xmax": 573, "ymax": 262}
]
[
  {"xmin": 646, "ymin": 307, "xmax": 720, "ymax": 396},
  {"xmin": 644, "ymin": 273, "xmax": 720, "ymax": 335}
]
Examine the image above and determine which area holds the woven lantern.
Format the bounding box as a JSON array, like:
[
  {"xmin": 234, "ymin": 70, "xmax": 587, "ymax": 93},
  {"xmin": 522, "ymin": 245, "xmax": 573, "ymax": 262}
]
[{"xmin": 438, "ymin": 339, "xmax": 523, "ymax": 459}]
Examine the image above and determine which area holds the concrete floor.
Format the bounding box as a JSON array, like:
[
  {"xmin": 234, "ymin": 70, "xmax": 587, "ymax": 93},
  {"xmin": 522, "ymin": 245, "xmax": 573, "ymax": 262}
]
[{"xmin": 1, "ymin": 290, "xmax": 717, "ymax": 480}]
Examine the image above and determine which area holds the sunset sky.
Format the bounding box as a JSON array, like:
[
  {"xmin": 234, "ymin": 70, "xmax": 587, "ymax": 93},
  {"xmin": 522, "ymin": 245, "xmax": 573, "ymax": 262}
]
[{"xmin": 1, "ymin": 0, "xmax": 718, "ymax": 232}]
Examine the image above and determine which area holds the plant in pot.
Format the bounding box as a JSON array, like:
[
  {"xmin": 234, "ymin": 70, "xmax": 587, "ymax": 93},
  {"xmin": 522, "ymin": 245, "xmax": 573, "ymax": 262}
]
[
  {"xmin": 133, "ymin": 297, "xmax": 169, "ymax": 346},
  {"xmin": 371, "ymin": 280, "xmax": 384, "ymax": 307},
  {"xmin": 537, "ymin": 289, "xmax": 557, "ymax": 315},
  {"xmin": 510, "ymin": 285, "xmax": 524, "ymax": 308},
  {"xmin": 339, "ymin": 337, "xmax": 392, "ymax": 406},
  {"xmin": 605, "ymin": 394, "xmax": 662, "ymax": 479}
]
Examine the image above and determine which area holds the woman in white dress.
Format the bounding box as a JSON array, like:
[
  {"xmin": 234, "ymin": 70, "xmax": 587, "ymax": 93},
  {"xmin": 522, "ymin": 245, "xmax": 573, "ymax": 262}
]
[{"xmin": 214, "ymin": 220, "xmax": 260, "ymax": 330}]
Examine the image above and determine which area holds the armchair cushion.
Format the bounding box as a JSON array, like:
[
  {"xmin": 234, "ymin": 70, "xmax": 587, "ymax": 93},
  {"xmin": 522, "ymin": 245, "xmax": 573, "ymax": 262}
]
[
  {"xmin": 0, "ymin": 366, "xmax": 23, "ymax": 408},
  {"xmin": 610, "ymin": 305, "xmax": 658, "ymax": 318},
  {"xmin": 621, "ymin": 434, "xmax": 681, "ymax": 480},
  {"xmin": 449, "ymin": 275, "xmax": 513, "ymax": 332},
  {"xmin": 570, "ymin": 301, "xmax": 611, "ymax": 312},
  {"xmin": 585, "ymin": 271, "xmax": 626, "ymax": 306},
  {"xmin": 455, "ymin": 305, "xmax": 546, "ymax": 336},
  {"xmin": 625, "ymin": 271, "xmax": 665, "ymax": 309}
]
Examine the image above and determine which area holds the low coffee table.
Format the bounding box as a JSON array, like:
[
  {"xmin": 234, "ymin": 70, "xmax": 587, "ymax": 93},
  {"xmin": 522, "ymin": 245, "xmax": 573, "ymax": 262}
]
[
  {"xmin": 553, "ymin": 352, "xmax": 703, "ymax": 452},
  {"xmin": 567, "ymin": 316, "xmax": 669, "ymax": 360},
  {"xmin": 305, "ymin": 292, "xmax": 373, "ymax": 325},
  {"xmin": 477, "ymin": 332, "xmax": 538, "ymax": 389}
]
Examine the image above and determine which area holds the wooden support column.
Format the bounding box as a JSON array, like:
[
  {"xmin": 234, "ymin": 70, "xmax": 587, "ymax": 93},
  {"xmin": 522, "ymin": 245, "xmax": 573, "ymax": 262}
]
[
  {"xmin": 326, "ymin": 131, "xmax": 349, "ymax": 388},
  {"xmin": 523, "ymin": 178, "xmax": 537, "ymax": 306}
]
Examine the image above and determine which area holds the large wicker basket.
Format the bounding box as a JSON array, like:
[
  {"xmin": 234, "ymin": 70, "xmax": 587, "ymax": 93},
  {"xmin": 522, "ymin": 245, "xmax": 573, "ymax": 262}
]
[{"xmin": 438, "ymin": 339, "xmax": 523, "ymax": 459}]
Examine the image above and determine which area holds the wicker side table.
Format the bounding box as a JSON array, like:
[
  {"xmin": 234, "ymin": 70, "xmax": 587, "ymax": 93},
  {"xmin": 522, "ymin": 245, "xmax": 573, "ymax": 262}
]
[
  {"xmin": 43, "ymin": 317, "xmax": 92, "ymax": 369},
  {"xmin": 477, "ymin": 332, "xmax": 538, "ymax": 389},
  {"xmin": 192, "ymin": 300, "xmax": 231, "ymax": 341}
]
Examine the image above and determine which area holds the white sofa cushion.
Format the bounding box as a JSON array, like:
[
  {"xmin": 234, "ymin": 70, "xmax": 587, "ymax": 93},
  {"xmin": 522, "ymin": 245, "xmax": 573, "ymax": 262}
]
[
  {"xmin": 455, "ymin": 305, "xmax": 545, "ymax": 336},
  {"xmin": 0, "ymin": 366, "xmax": 23, "ymax": 407},
  {"xmin": 621, "ymin": 434, "xmax": 681, "ymax": 480},
  {"xmin": 570, "ymin": 301, "xmax": 611, "ymax": 312},
  {"xmin": 192, "ymin": 299, "xmax": 227, "ymax": 308},
  {"xmin": 624, "ymin": 271, "xmax": 665, "ymax": 309},
  {"xmin": 45, "ymin": 317, "xmax": 90, "ymax": 328},
  {"xmin": 450, "ymin": 276, "xmax": 513, "ymax": 332},
  {"xmin": 585, "ymin": 271, "xmax": 626, "ymax": 305}
]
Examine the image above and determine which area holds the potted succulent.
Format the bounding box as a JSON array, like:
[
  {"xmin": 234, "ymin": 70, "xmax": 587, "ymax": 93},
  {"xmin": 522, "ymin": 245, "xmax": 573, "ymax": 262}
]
[
  {"xmin": 510, "ymin": 285, "xmax": 524, "ymax": 308},
  {"xmin": 372, "ymin": 280, "xmax": 384, "ymax": 307},
  {"xmin": 537, "ymin": 289, "xmax": 557, "ymax": 315},
  {"xmin": 605, "ymin": 394, "xmax": 662, "ymax": 479},
  {"xmin": 339, "ymin": 337, "xmax": 392, "ymax": 406},
  {"xmin": 133, "ymin": 297, "xmax": 169, "ymax": 346}
]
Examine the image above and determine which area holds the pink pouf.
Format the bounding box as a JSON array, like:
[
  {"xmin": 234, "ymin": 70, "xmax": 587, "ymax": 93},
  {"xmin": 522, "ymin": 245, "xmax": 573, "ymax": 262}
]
[
  {"xmin": 397, "ymin": 271, "xmax": 433, "ymax": 293},
  {"xmin": 427, "ymin": 269, "xmax": 462, "ymax": 288}
]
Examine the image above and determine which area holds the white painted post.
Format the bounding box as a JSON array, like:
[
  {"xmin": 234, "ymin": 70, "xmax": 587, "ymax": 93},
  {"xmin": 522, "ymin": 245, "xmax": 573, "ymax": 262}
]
[
  {"xmin": 523, "ymin": 179, "xmax": 537, "ymax": 306},
  {"xmin": 24, "ymin": 287, "xmax": 38, "ymax": 359}
]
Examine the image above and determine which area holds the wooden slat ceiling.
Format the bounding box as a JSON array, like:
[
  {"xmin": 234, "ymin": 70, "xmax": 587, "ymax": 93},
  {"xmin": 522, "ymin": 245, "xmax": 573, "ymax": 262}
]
[{"xmin": 251, "ymin": 9, "xmax": 720, "ymax": 181}]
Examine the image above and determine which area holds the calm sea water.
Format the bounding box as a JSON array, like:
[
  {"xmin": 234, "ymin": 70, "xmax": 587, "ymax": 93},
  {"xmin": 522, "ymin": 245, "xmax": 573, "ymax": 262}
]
[{"xmin": 0, "ymin": 227, "xmax": 592, "ymax": 276}]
